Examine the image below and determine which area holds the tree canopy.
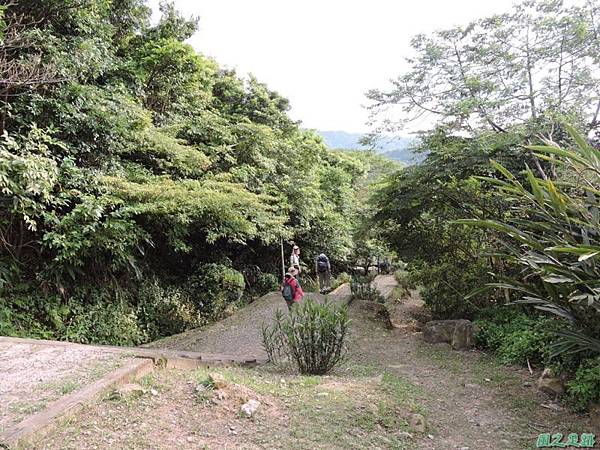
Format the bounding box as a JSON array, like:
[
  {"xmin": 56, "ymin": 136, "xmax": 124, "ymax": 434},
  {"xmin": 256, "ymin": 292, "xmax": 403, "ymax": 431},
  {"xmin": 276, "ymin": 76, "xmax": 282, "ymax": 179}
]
[
  {"xmin": 367, "ymin": 0, "xmax": 600, "ymax": 135},
  {"xmin": 0, "ymin": 0, "xmax": 382, "ymax": 344}
]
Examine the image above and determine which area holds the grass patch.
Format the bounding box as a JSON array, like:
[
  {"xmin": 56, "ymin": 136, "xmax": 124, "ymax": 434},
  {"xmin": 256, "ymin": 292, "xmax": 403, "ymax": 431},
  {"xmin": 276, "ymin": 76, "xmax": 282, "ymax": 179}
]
[
  {"xmin": 344, "ymin": 363, "xmax": 380, "ymax": 378},
  {"xmin": 415, "ymin": 343, "xmax": 464, "ymax": 374},
  {"xmin": 59, "ymin": 380, "xmax": 80, "ymax": 395},
  {"xmin": 469, "ymin": 355, "xmax": 521, "ymax": 387},
  {"xmin": 39, "ymin": 377, "xmax": 80, "ymax": 396},
  {"xmin": 190, "ymin": 365, "xmax": 422, "ymax": 449},
  {"xmin": 382, "ymin": 372, "xmax": 426, "ymax": 414}
]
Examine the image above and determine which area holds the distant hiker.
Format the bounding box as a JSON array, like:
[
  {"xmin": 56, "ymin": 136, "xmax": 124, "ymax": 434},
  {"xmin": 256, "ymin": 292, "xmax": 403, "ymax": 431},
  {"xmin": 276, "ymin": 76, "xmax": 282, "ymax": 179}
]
[
  {"xmin": 315, "ymin": 253, "xmax": 331, "ymax": 293},
  {"xmin": 290, "ymin": 244, "xmax": 301, "ymax": 273},
  {"xmin": 281, "ymin": 267, "xmax": 304, "ymax": 309},
  {"xmin": 379, "ymin": 258, "xmax": 390, "ymax": 274}
]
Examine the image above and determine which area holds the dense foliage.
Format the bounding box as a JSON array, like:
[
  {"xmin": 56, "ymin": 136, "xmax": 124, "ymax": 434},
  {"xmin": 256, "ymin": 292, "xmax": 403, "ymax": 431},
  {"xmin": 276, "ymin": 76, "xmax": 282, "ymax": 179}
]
[
  {"xmin": 461, "ymin": 128, "xmax": 600, "ymax": 357},
  {"xmin": 474, "ymin": 307, "xmax": 568, "ymax": 367},
  {"xmin": 0, "ymin": 1, "xmax": 380, "ymax": 344},
  {"xmin": 367, "ymin": 0, "xmax": 600, "ymax": 410}
]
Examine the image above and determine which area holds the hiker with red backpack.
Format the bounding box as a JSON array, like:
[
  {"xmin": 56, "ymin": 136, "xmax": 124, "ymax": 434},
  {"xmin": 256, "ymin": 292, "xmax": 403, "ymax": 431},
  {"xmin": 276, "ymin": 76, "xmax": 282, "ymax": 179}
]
[{"xmin": 281, "ymin": 267, "xmax": 304, "ymax": 309}]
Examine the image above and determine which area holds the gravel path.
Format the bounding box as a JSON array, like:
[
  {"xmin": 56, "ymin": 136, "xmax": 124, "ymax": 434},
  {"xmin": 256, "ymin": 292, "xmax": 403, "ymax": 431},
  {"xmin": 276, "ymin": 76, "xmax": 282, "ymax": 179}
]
[
  {"xmin": 372, "ymin": 274, "xmax": 397, "ymax": 298},
  {"xmin": 0, "ymin": 342, "xmax": 126, "ymax": 433},
  {"xmin": 152, "ymin": 285, "xmax": 351, "ymax": 358}
]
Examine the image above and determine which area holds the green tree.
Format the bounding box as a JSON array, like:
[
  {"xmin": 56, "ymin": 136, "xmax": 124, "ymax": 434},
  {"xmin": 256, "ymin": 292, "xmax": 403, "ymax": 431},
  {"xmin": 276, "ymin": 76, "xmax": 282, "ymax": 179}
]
[{"xmin": 367, "ymin": 0, "xmax": 600, "ymax": 135}]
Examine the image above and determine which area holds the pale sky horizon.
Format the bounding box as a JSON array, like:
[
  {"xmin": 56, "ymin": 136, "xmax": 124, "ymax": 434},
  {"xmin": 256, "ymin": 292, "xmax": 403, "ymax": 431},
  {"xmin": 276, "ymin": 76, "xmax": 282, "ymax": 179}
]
[{"xmin": 148, "ymin": 0, "xmax": 568, "ymax": 134}]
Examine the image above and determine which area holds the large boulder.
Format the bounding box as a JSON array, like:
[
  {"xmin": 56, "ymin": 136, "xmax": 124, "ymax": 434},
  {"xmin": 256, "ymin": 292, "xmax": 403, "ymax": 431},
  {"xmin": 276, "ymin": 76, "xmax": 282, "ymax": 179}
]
[
  {"xmin": 537, "ymin": 368, "xmax": 565, "ymax": 397},
  {"xmin": 423, "ymin": 320, "xmax": 474, "ymax": 350},
  {"xmin": 451, "ymin": 320, "xmax": 475, "ymax": 350}
]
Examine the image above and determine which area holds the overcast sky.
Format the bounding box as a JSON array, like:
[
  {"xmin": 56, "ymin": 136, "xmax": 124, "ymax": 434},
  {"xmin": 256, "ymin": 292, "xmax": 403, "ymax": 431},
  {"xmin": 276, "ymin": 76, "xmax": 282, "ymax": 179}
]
[{"xmin": 149, "ymin": 0, "xmax": 532, "ymax": 133}]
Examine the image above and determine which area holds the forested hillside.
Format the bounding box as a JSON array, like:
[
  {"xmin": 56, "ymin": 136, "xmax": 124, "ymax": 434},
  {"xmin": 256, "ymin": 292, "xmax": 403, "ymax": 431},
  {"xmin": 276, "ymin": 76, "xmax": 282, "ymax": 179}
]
[
  {"xmin": 317, "ymin": 130, "xmax": 419, "ymax": 164},
  {"xmin": 0, "ymin": 1, "xmax": 387, "ymax": 345}
]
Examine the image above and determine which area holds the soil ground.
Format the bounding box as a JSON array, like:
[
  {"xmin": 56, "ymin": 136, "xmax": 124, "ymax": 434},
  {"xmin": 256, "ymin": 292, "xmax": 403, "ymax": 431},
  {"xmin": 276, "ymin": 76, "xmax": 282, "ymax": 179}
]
[
  {"xmin": 0, "ymin": 342, "xmax": 128, "ymax": 434},
  {"xmin": 33, "ymin": 275, "xmax": 593, "ymax": 450}
]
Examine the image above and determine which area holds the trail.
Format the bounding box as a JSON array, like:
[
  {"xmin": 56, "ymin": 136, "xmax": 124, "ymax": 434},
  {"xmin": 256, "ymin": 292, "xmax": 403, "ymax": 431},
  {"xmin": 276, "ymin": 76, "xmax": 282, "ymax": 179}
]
[
  {"xmin": 149, "ymin": 285, "xmax": 351, "ymax": 359},
  {"xmin": 350, "ymin": 276, "xmax": 591, "ymax": 449},
  {"xmin": 33, "ymin": 276, "xmax": 593, "ymax": 450}
]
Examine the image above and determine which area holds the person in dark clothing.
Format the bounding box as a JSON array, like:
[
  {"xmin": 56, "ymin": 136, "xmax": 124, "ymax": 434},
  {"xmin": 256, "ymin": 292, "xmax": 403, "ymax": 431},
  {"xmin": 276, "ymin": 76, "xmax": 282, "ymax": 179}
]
[{"xmin": 315, "ymin": 253, "xmax": 331, "ymax": 293}]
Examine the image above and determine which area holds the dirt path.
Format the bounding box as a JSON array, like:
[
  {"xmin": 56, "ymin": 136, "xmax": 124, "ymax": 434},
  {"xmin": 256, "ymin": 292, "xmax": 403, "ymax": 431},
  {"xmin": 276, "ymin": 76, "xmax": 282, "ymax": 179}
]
[
  {"xmin": 150, "ymin": 287, "xmax": 350, "ymax": 359},
  {"xmin": 37, "ymin": 276, "xmax": 592, "ymax": 449},
  {"xmin": 350, "ymin": 285, "xmax": 592, "ymax": 449},
  {"xmin": 372, "ymin": 274, "xmax": 397, "ymax": 299}
]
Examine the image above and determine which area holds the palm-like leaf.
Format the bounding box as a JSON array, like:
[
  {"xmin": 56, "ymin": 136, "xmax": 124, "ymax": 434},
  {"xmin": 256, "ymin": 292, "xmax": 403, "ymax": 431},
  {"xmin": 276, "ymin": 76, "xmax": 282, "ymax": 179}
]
[{"xmin": 464, "ymin": 124, "xmax": 600, "ymax": 357}]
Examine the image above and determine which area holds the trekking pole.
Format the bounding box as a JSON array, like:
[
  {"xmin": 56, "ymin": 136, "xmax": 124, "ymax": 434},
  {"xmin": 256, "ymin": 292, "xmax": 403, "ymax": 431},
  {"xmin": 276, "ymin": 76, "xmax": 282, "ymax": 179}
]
[{"xmin": 280, "ymin": 237, "xmax": 285, "ymax": 279}]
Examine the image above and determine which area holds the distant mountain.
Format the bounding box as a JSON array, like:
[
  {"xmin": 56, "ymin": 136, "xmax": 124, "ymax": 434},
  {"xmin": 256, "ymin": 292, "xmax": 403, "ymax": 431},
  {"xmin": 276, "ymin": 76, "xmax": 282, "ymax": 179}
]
[{"xmin": 317, "ymin": 130, "xmax": 422, "ymax": 165}]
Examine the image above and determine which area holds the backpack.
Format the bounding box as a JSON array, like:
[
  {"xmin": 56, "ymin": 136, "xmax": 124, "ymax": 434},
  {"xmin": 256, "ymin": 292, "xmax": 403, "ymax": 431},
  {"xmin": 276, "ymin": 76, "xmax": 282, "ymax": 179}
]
[
  {"xmin": 282, "ymin": 280, "xmax": 294, "ymax": 301},
  {"xmin": 317, "ymin": 255, "xmax": 328, "ymax": 273}
]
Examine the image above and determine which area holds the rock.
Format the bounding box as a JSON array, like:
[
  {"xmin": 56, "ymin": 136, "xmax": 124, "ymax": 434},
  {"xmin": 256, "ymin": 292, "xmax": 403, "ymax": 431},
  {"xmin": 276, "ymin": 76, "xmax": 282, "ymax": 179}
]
[
  {"xmin": 523, "ymin": 381, "xmax": 532, "ymax": 387},
  {"xmin": 150, "ymin": 388, "xmax": 159, "ymax": 396},
  {"xmin": 112, "ymin": 383, "xmax": 145, "ymax": 399},
  {"xmin": 423, "ymin": 320, "xmax": 455, "ymax": 343},
  {"xmin": 356, "ymin": 301, "xmax": 393, "ymax": 329},
  {"xmin": 537, "ymin": 377, "xmax": 564, "ymax": 396},
  {"xmin": 423, "ymin": 320, "xmax": 474, "ymax": 350},
  {"xmin": 408, "ymin": 413, "xmax": 426, "ymax": 433},
  {"xmin": 537, "ymin": 368, "xmax": 564, "ymax": 396},
  {"xmin": 589, "ymin": 403, "xmax": 600, "ymax": 430},
  {"xmin": 451, "ymin": 320, "xmax": 474, "ymax": 350},
  {"xmin": 240, "ymin": 399, "xmax": 261, "ymax": 417},
  {"xmin": 207, "ymin": 373, "xmax": 228, "ymax": 390}
]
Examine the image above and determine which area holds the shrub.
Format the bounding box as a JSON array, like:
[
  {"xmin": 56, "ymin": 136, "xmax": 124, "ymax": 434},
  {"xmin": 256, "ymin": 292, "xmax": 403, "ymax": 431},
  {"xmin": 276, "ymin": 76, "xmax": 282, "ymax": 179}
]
[
  {"xmin": 0, "ymin": 294, "xmax": 56, "ymax": 339},
  {"xmin": 460, "ymin": 126, "xmax": 600, "ymax": 357},
  {"xmin": 474, "ymin": 308, "xmax": 574, "ymax": 368},
  {"xmin": 253, "ymin": 272, "xmax": 280, "ymax": 296},
  {"xmin": 393, "ymin": 270, "xmax": 414, "ymax": 289},
  {"xmin": 261, "ymin": 299, "xmax": 350, "ymax": 375},
  {"xmin": 330, "ymin": 272, "xmax": 352, "ymax": 291},
  {"xmin": 136, "ymin": 279, "xmax": 203, "ymax": 341},
  {"xmin": 393, "ymin": 269, "xmax": 415, "ymax": 299},
  {"xmin": 299, "ymin": 274, "xmax": 319, "ymax": 293},
  {"xmin": 186, "ymin": 263, "xmax": 245, "ymax": 320},
  {"xmin": 64, "ymin": 301, "xmax": 147, "ymax": 346},
  {"xmin": 411, "ymin": 258, "xmax": 493, "ymax": 320},
  {"xmin": 350, "ymin": 282, "xmax": 385, "ymax": 303},
  {"xmin": 566, "ymin": 357, "xmax": 600, "ymax": 412}
]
